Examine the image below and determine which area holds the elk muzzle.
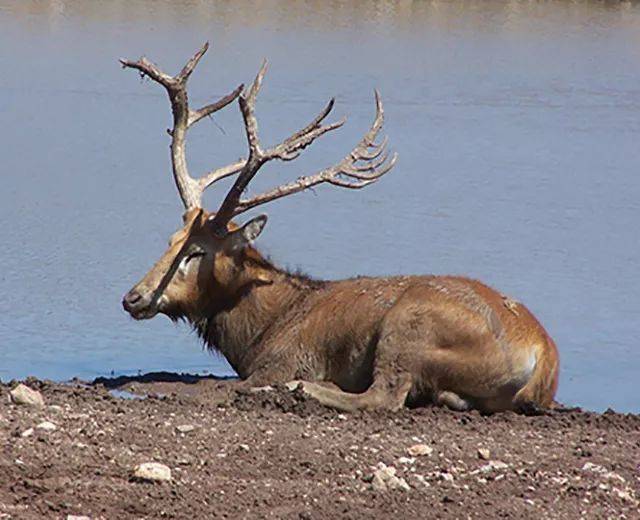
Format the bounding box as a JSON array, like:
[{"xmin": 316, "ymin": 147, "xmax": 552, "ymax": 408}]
[{"xmin": 122, "ymin": 288, "xmax": 158, "ymax": 320}]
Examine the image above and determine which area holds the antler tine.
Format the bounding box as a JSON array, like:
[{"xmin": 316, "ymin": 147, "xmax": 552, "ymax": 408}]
[
  {"xmin": 218, "ymin": 91, "xmax": 397, "ymax": 217},
  {"xmin": 208, "ymin": 63, "xmax": 349, "ymax": 234},
  {"xmin": 121, "ymin": 43, "xmax": 245, "ymax": 210},
  {"xmin": 177, "ymin": 42, "xmax": 209, "ymax": 83},
  {"xmin": 239, "ymin": 60, "xmax": 269, "ymax": 156},
  {"xmin": 207, "ymin": 61, "xmax": 270, "ymax": 233}
]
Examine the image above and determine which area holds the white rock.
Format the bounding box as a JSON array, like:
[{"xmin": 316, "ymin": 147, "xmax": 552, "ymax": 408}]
[
  {"xmin": 479, "ymin": 460, "xmax": 509, "ymax": 473},
  {"xmin": 477, "ymin": 448, "xmax": 491, "ymax": 460},
  {"xmin": 238, "ymin": 444, "xmax": 250, "ymax": 452},
  {"xmin": 9, "ymin": 384, "xmax": 44, "ymax": 408},
  {"xmin": 371, "ymin": 473, "xmax": 387, "ymax": 491},
  {"xmin": 398, "ymin": 456, "xmax": 415, "ymax": 465},
  {"xmin": 133, "ymin": 462, "xmax": 172, "ymax": 482},
  {"xmin": 36, "ymin": 421, "xmax": 57, "ymax": 432},
  {"xmin": 407, "ymin": 443, "xmax": 433, "ymax": 457},
  {"xmin": 375, "ymin": 462, "xmax": 396, "ymax": 478},
  {"xmin": 21, "ymin": 428, "xmax": 34, "ymax": 438},
  {"xmin": 67, "ymin": 516, "xmax": 91, "ymax": 520},
  {"xmin": 438, "ymin": 472, "xmax": 455, "ymax": 483},
  {"xmin": 613, "ymin": 488, "xmax": 635, "ymax": 503},
  {"xmin": 176, "ymin": 424, "xmax": 195, "ymax": 434},
  {"xmin": 371, "ymin": 464, "xmax": 409, "ymax": 492},
  {"xmin": 582, "ymin": 462, "xmax": 605, "ymax": 474},
  {"xmin": 581, "ymin": 462, "xmax": 625, "ymax": 483},
  {"xmin": 387, "ymin": 475, "xmax": 411, "ymax": 491},
  {"xmin": 414, "ymin": 474, "xmax": 430, "ymax": 487}
]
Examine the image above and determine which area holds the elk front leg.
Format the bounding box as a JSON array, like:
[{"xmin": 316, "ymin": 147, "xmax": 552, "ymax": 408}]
[{"xmin": 286, "ymin": 373, "xmax": 413, "ymax": 412}]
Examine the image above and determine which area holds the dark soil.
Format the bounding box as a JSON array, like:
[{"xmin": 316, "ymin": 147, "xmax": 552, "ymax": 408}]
[{"xmin": 0, "ymin": 375, "xmax": 638, "ymax": 519}]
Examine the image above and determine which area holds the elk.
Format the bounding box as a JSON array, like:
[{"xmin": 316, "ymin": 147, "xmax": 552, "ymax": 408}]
[{"xmin": 121, "ymin": 43, "xmax": 559, "ymax": 413}]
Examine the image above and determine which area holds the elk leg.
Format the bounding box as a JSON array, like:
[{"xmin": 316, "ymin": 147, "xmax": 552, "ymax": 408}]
[
  {"xmin": 436, "ymin": 390, "xmax": 472, "ymax": 411},
  {"xmin": 286, "ymin": 373, "xmax": 413, "ymax": 413}
]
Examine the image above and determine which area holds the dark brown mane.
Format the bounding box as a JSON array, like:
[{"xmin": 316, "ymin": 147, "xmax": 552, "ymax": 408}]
[{"xmin": 242, "ymin": 246, "xmax": 326, "ymax": 290}]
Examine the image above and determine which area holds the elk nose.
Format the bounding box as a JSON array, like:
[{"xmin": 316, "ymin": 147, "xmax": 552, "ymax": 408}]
[{"xmin": 122, "ymin": 290, "xmax": 143, "ymax": 312}]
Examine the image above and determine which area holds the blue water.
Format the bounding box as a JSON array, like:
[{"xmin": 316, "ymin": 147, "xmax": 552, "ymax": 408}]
[{"xmin": 1, "ymin": 0, "xmax": 639, "ymax": 412}]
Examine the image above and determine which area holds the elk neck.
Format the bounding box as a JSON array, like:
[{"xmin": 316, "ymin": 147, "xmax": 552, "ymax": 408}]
[{"xmin": 192, "ymin": 247, "xmax": 325, "ymax": 378}]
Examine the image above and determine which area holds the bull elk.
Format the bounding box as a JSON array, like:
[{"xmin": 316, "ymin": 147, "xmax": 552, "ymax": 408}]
[{"xmin": 121, "ymin": 43, "xmax": 559, "ymax": 413}]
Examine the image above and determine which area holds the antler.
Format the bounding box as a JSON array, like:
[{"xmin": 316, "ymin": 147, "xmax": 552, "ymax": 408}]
[
  {"xmin": 208, "ymin": 65, "xmax": 397, "ymax": 235},
  {"xmin": 120, "ymin": 42, "xmax": 245, "ymax": 210}
]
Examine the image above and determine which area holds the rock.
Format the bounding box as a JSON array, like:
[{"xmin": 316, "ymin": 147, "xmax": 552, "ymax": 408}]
[
  {"xmin": 67, "ymin": 516, "xmax": 91, "ymax": 520},
  {"xmin": 371, "ymin": 473, "xmax": 387, "ymax": 491},
  {"xmin": 238, "ymin": 444, "xmax": 250, "ymax": 452},
  {"xmin": 36, "ymin": 421, "xmax": 57, "ymax": 432},
  {"xmin": 581, "ymin": 462, "xmax": 625, "ymax": 483},
  {"xmin": 387, "ymin": 475, "xmax": 411, "ymax": 491},
  {"xmin": 407, "ymin": 443, "xmax": 433, "ymax": 457},
  {"xmin": 133, "ymin": 462, "xmax": 172, "ymax": 482},
  {"xmin": 398, "ymin": 456, "xmax": 415, "ymax": 465},
  {"xmin": 370, "ymin": 463, "xmax": 409, "ymax": 492},
  {"xmin": 613, "ymin": 488, "xmax": 635, "ymax": 504},
  {"xmin": 376, "ymin": 462, "xmax": 396, "ymax": 476},
  {"xmin": 479, "ymin": 460, "xmax": 509, "ymax": 473},
  {"xmin": 9, "ymin": 384, "xmax": 44, "ymax": 408},
  {"xmin": 21, "ymin": 428, "xmax": 34, "ymax": 438},
  {"xmin": 477, "ymin": 448, "xmax": 491, "ymax": 460},
  {"xmin": 438, "ymin": 472, "xmax": 455, "ymax": 483},
  {"xmin": 176, "ymin": 424, "xmax": 195, "ymax": 434}
]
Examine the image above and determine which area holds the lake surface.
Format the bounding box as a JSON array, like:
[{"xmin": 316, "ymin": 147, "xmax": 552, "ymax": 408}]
[{"xmin": 1, "ymin": 0, "xmax": 639, "ymax": 412}]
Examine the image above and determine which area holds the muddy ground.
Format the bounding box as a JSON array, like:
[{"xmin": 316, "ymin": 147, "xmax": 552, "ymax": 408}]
[{"xmin": 0, "ymin": 375, "xmax": 638, "ymax": 519}]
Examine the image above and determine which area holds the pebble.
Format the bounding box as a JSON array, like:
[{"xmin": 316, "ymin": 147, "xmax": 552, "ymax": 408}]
[
  {"xmin": 581, "ymin": 462, "xmax": 625, "ymax": 483},
  {"xmin": 370, "ymin": 463, "xmax": 410, "ymax": 492},
  {"xmin": 36, "ymin": 421, "xmax": 57, "ymax": 432},
  {"xmin": 477, "ymin": 448, "xmax": 491, "ymax": 460},
  {"xmin": 614, "ymin": 488, "xmax": 635, "ymax": 503},
  {"xmin": 9, "ymin": 384, "xmax": 45, "ymax": 408},
  {"xmin": 407, "ymin": 444, "xmax": 433, "ymax": 457},
  {"xmin": 438, "ymin": 472, "xmax": 455, "ymax": 483},
  {"xmin": 398, "ymin": 456, "xmax": 415, "ymax": 465},
  {"xmin": 176, "ymin": 424, "xmax": 195, "ymax": 434},
  {"xmin": 133, "ymin": 462, "xmax": 172, "ymax": 482},
  {"xmin": 21, "ymin": 428, "xmax": 34, "ymax": 438},
  {"xmin": 67, "ymin": 516, "xmax": 91, "ymax": 520},
  {"xmin": 479, "ymin": 460, "xmax": 509, "ymax": 473},
  {"xmin": 238, "ymin": 444, "xmax": 250, "ymax": 452}
]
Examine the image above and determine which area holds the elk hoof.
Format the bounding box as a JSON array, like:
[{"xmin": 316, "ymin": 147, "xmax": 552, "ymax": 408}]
[{"xmin": 285, "ymin": 380, "xmax": 306, "ymax": 392}]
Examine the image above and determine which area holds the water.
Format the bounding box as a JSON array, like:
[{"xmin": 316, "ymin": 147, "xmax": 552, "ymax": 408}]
[{"xmin": 1, "ymin": 0, "xmax": 639, "ymax": 412}]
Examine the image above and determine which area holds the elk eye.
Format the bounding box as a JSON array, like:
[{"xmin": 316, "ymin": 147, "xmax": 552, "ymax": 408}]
[{"xmin": 179, "ymin": 249, "xmax": 205, "ymax": 271}]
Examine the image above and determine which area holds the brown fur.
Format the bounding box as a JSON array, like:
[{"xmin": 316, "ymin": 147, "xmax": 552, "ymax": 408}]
[{"xmin": 123, "ymin": 209, "xmax": 559, "ymax": 413}]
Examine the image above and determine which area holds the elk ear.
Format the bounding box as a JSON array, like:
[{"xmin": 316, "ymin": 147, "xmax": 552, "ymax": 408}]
[{"xmin": 228, "ymin": 215, "xmax": 268, "ymax": 251}]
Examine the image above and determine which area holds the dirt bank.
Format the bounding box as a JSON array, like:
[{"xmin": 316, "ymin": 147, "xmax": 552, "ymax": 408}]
[{"xmin": 0, "ymin": 375, "xmax": 638, "ymax": 519}]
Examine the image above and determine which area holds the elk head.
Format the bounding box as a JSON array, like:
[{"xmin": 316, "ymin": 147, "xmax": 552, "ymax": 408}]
[{"xmin": 121, "ymin": 43, "xmax": 396, "ymax": 323}]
